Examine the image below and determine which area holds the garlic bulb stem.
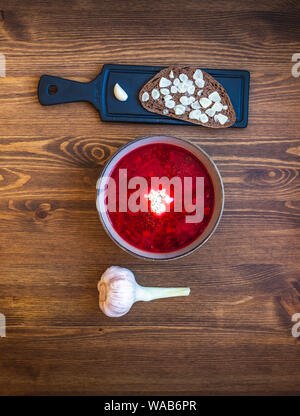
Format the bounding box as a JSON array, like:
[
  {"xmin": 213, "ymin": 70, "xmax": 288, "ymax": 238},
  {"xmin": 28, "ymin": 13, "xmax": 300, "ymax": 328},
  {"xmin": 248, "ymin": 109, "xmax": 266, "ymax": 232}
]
[{"xmin": 136, "ymin": 285, "xmax": 190, "ymax": 302}]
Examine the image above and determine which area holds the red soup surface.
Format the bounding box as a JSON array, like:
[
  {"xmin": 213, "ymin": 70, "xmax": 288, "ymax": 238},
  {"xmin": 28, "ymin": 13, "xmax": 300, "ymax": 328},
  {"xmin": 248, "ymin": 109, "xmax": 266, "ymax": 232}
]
[{"xmin": 108, "ymin": 143, "xmax": 215, "ymax": 253}]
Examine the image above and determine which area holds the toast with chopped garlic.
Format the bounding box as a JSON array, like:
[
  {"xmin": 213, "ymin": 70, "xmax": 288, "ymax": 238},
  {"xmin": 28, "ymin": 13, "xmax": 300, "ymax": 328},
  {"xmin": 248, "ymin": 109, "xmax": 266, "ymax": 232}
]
[{"xmin": 139, "ymin": 66, "xmax": 236, "ymax": 128}]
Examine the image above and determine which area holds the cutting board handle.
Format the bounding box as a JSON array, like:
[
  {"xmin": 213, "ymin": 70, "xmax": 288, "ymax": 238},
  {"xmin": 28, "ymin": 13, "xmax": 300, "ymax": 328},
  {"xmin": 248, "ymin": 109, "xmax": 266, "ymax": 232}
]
[{"xmin": 38, "ymin": 75, "xmax": 97, "ymax": 106}]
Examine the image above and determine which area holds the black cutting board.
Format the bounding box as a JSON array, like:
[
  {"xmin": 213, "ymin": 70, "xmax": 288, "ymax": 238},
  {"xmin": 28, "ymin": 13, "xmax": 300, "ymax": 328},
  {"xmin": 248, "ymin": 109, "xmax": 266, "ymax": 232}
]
[{"xmin": 38, "ymin": 64, "xmax": 250, "ymax": 128}]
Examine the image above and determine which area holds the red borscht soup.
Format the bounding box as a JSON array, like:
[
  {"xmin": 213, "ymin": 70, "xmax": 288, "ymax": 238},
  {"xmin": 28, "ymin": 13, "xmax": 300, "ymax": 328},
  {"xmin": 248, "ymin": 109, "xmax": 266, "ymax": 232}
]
[{"xmin": 107, "ymin": 143, "xmax": 215, "ymax": 253}]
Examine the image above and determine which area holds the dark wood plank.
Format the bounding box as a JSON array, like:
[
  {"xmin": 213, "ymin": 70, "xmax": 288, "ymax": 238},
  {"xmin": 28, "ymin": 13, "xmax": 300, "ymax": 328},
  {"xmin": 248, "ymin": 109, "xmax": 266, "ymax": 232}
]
[
  {"xmin": 1, "ymin": 326, "xmax": 300, "ymax": 395},
  {"xmin": 0, "ymin": 0, "xmax": 299, "ymax": 395}
]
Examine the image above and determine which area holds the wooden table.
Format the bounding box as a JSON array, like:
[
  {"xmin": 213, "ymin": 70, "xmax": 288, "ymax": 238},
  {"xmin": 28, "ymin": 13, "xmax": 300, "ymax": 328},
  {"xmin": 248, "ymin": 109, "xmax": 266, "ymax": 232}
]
[{"xmin": 0, "ymin": 0, "xmax": 299, "ymax": 396}]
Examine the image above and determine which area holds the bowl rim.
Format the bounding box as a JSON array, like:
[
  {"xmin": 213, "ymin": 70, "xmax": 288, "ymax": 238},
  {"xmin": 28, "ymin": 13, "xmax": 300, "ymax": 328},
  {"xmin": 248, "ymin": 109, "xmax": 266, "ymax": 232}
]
[{"xmin": 96, "ymin": 135, "xmax": 224, "ymax": 261}]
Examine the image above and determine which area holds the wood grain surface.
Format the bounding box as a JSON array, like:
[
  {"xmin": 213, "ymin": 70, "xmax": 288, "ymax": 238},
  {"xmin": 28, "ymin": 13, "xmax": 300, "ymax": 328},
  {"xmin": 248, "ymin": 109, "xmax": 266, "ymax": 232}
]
[{"xmin": 0, "ymin": 0, "xmax": 300, "ymax": 395}]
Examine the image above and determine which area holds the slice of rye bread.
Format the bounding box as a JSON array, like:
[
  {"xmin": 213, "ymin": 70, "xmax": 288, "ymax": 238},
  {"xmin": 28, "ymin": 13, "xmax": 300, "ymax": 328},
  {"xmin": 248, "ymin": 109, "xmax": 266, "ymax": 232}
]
[{"xmin": 139, "ymin": 66, "xmax": 236, "ymax": 128}]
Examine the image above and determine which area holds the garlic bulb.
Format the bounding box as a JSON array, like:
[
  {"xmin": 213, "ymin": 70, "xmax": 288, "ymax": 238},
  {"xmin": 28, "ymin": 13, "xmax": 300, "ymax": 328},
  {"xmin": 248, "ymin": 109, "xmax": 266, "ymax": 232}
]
[{"xmin": 97, "ymin": 266, "xmax": 190, "ymax": 318}]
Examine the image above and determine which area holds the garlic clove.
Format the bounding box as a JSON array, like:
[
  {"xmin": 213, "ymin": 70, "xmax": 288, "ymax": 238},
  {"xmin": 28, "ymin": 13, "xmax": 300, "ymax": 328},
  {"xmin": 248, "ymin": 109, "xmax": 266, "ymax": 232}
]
[
  {"xmin": 193, "ymin": 69, "xmax": 203, "ymax": 80},
  {"xmin": 211, "ymin": 102, "xmax": 223, "ymax": 112},
  {"xmin": 199, "ymin": 113, "xmax": 209, "ymax": 123},
  {"xmin": 151, "ymin": 89, "xmax": 160, "ymax": 100},
  {"xmin": 179, "ymin": 96, "xmax": 189, "ymax": 106},
  {"xmin": 159, "ymin": 77, "xmax": 171, "ymax": 88},
  {"xmin": 113, "ymin": 83, "xmax": 128, "ymax": 102},
  {"xmin": 189, "ymin": 109, "xmax": 201, "ymax": 120},
  {"xmin": 208, "ymin": 91, "xmax": 221, "ymax": 102},
  {"xmin": 191, "ymin": 100, "xmax": 201, "ymax": 109},
  {"xmin": 179, "ymin": 73, "xmax": 188, "ymax": 83},
  {"xmin": 214, "ymin": 113, "xmax": 228, "ymax": 125},
  {"xmin": 174, "ymin": 104, "xmax": 186, "ymax": 115},
  {"xmin": 165, "ymin": 100, "xmax": 176, "ymax": 109},
  {"xmin": 160, "ymin": 88, "xmax": 170, "ymax": 95},
  {"xmin": 195, "ymin": 78, "xmax": 205, "ymax": 88},
  {"xmin": 187, "ymin": 85, "xmax": 195, "ymax": 95},
  {"xmin": 200, "ymin": 97, "xmax": 212, "ymax": 108},
  {"xmin": 163, "ymin": 94, "xmax": 172, "ymax": 101},
  {"xmin": 141, "ymin": 92, "xmax": 149, "ymax": 102}
]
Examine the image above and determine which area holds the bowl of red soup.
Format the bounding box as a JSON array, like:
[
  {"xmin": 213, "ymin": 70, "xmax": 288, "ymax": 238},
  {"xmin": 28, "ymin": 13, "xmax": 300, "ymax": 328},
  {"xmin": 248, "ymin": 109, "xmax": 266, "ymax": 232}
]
[{"xmin": 96, "ymin": 135, "xmax": 224, "ymax": 260}]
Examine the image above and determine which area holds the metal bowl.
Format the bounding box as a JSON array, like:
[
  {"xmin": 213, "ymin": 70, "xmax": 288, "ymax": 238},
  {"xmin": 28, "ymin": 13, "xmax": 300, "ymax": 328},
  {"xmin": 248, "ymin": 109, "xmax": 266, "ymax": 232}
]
[{"xmin": 96, "ymin": 135, "xmax": 224, "ymax": 261}]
